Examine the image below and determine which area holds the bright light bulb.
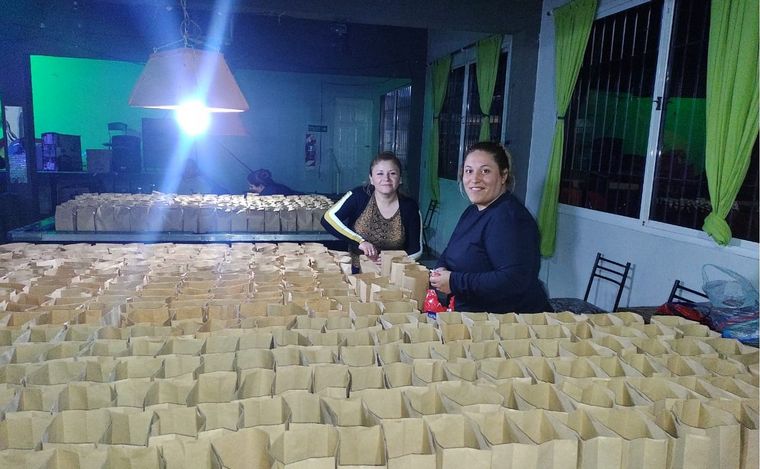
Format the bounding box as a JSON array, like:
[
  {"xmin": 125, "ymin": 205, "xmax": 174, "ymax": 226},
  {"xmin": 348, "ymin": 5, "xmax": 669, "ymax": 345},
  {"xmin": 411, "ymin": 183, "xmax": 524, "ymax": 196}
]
[{"xmin": 175, "ymin": 100, "xmax": 211, "ymax": 136}]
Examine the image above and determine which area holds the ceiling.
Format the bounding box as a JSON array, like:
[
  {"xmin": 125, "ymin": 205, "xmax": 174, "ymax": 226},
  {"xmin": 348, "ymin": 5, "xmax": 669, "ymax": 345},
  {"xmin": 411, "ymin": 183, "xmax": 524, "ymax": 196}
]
[{"xmin": 91, "ymin": 0, "xmax": 542, "ymax": 34}]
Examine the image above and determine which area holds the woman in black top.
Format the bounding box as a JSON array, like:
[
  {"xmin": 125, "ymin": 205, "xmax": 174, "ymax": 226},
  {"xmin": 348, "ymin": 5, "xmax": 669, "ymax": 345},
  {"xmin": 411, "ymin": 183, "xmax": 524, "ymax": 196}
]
[
  {"xmin": 430, "ymin": 142, "xmax": 550, "ymax": 313},
  {"xmin": 321, "ymin": 152, "xmax": 422, "ymax": 271}
]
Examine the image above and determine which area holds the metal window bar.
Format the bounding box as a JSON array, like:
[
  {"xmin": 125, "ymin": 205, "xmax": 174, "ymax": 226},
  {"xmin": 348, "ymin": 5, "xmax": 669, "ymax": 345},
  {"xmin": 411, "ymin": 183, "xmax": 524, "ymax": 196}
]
[
  {"xmin": 438, "ymin": 66, "xmax": 465, "ymax": 180},
  {"xmin": 561, "ymin": 2, "xmax": 662, "ymax": 217},
  {"xmin": 651, "ymin": 0, "xmax": 758, "ymax": 242}
]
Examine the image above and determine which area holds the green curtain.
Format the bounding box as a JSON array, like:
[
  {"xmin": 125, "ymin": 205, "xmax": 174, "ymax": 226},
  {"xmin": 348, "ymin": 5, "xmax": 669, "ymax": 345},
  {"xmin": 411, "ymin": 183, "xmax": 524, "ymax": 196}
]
[
  {"xmin": 702, "ymin": 0, "xmax": 759, "ymax": 245},
  {"xmin": 428, "ymin": 55, "xmax": 452, "ymax": 201},
  {"xmin": 536, "ymin": 0, "xmax": 597, "ymax": 257},
  {"xmin": 476, "ymin": 35, "xmax": 502, "ymax": 141}
]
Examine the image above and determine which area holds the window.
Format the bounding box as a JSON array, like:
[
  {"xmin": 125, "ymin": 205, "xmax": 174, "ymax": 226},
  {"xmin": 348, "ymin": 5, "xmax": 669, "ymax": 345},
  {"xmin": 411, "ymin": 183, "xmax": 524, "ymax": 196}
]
[
  {"xmin": 559, "ymin": 0, "xmax": 758, "ymax": 242},
  {"xmin": 438, "ymin": 40, "xmax": 511, "ymax": 180},
  {"xmin": 379, "ymin": 85, "xmax": 411, "ymax": 168}
]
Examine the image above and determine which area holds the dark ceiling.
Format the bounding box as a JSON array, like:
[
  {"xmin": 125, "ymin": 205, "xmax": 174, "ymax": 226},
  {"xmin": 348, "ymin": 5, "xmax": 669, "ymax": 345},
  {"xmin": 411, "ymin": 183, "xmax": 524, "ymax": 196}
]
[{"xmin": 92, "ymin": 0, "xmax": 542, "ymax": 34}]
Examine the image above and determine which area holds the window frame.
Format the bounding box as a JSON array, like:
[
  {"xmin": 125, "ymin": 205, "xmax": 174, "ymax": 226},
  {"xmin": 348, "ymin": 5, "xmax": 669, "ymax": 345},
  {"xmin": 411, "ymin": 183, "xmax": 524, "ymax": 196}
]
[
  {"xmin": 438, "ymin": 35, "xmax": 513, "ymax": 180},
  {"xmin": 379, "ymin": 84, "xmax": 412, "ymax": 167},
  {"xmin": 557, "ymin": 0, "xmax": 758, "ymax": 255}
]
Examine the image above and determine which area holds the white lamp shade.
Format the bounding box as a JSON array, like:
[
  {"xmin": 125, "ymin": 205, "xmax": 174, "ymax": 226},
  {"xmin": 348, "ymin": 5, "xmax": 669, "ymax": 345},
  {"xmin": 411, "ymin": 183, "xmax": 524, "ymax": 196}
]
[{"xmin": 129, "ymin": 48, "xmax": 249, "ymax": 112}]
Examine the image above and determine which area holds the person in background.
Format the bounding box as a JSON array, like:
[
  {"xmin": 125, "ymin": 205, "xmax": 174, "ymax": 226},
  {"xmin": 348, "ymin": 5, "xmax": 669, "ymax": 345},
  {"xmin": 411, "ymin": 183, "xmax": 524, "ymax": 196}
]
[
  {"xmin": 247, "ymin": 168, "xmax": 300, "ymax": 196},
  {"xmin": 429, "ymin": 142, "xmax": 550, "ymax": 313},
  {"xmin": 321, "ymin": 151, "xmax": 422, "ymax": 272}
]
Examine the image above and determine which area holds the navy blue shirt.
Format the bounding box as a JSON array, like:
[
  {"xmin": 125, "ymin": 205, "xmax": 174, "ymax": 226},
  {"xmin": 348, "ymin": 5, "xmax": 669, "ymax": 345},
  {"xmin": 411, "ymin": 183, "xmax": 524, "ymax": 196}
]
[{"xmin": 437, "ymin": 192, "xmax": 550, "ymax": 313}]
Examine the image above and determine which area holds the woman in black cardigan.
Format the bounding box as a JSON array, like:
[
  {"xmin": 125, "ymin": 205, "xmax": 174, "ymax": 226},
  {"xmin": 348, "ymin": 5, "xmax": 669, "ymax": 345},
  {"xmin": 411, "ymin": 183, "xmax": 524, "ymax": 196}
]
[{"xmin": 322, "ymin": 152, "xmax": 422, "ymax": 272}]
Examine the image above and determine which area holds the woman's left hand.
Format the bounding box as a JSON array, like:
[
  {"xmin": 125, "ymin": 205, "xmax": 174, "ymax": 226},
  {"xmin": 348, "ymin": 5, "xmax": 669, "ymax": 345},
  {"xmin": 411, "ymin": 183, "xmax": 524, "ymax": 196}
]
[{"xmin": 429, "ymin": 268, "xmax": 452, "ymax": 294}]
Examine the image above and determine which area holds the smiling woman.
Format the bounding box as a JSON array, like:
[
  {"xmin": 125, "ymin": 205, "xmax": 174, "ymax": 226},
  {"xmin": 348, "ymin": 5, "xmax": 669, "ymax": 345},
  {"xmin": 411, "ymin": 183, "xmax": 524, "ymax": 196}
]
[
  {"xmin": 430, "ymin": 142, "xmax": 550, "ymax": 314},
  {"xmin": 321, "ymin": 151, "xmax": 422, "ymax": 273}
]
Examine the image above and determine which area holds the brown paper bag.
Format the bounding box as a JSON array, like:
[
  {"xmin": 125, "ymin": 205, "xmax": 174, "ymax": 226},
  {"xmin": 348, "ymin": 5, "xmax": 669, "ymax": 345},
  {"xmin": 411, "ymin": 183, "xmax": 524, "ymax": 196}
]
[
  {"xmin": 114, "ymin": 378, "xmax": 154, "ymax": 408},
  {"xmin": 76, "ymin": 204, "xmax": 97, "ymax": 232},
  {"xmin": 320, "ymin": 395, "xmax": 367, "ymax": 427},
  {"xmin": 381, "ymin": 416, "xmax": 435, "ymax": 463},
  {"xmin": 196, "ymin": 401, "xmax": 239, "ymax": 431},
  {"xmin": 668, "ymin": 399, "xmax": 742, "ymax": 469},
  {"xmin": 513, "ymin": 382, "xmax": 574, "ymax": 412},
  {"xmin": 55, "ymin": 203, "xmax": 77, "ymax": 231},
  {"xmin": 270, "ymin": 423, "xmax": 338, "ymax": 467},
  {"xmin": 351, "ymin": 388, "xmax": 406, "ymax": 424},
  {"xmin": 383, "ymin": 362, "xmax": 413, "ymax": 388},
  {"xmin": 348, "ymin": 365, "xmax": 384, "ymax": 392},
  {"xmin": 144, "ymin": 378, "xmax": 195, "ymax": 406},
  {"xmin": 104, "ymin": 408, "xmax": 153, "ymax": 446},
  {"xmin": 403, "ymin": 386, "xmax": 445, "ymax": 418},
  {"xmin": 159, "ymin": 355, "xmax": 201, "ymax": 378},
  {"xmin": 264, "ymin": 210, "xmax": 281, "ymax": 232},
  {"xmin": 208, "ymin": 426, "xmax": 271, "ymax": 469},
  {"xmin": 274, "ymin": 365, "xmax": 313, "ymax": 394},
  {"xmin": 106, "ymin": 445, "xmax": 161, "ymax": 469},
  {"xmin": 280, "ymin": 390, "xmax": 322, "ymax": 424},
  {"xmin": 517, "ymin": 356, "xmax": 556, "ymax": 383},
  {"xmin": 187, "ymin": 371, "xmax": 238, "ymax": 405},
  {"xmin": 159, "ymin": 438, "xmax": 221, "ymax": 468},
  {"xmin": 582, "ymin": 407, "xmax": 669, "ymax": 469},
  {"xmin": 437, "ymin": 381, "xmax": 504, "ymax": 413},
  {"xmin": 442, "ymin": 358, "xmax": 479, "ymax": 382},
  {"xmin": 424, "ymin": 413, "xmax": 491, "ymax": 468},
  {"xmin": 337, "ymin": 425, "xmax": 386, "ymax": 467},
  {"xmin": 339, "ymin": 345, "xmax": 377, "ymax": 367},
  {"xmin": 311, "ymin": 363, "xmax": 349, "ymax": 394},
  {"xmin": 0, "ymin": 410, "xmax": 55, "ymax": 449},
  {"xmin": 58, "ymin": 382, "xmax": 114, "ymax": 410},
  {"xmin": 239, "ymin": 395, "xmax": 289, "ymax": 430},
  {"xmin": 152, "ymin": 406, "xmax": 204, "ymax": 438},
  {"xmin": 236, "ymin": 349, "xmax": 275, "ymax": 370},
  {"xmin": 47, "ymin": 409, "xmax": 110, "ymax": 444},
  {"xmin": 238, "ymin": 368, "xmax": 275, "ymax": 398}
]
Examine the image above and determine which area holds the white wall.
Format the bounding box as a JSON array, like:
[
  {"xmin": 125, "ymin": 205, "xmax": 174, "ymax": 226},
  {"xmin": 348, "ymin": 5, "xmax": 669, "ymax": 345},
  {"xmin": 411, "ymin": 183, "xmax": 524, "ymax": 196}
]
[{"xmin": 526, "ymin": 0, "xmax": 759, "ymax": 308}]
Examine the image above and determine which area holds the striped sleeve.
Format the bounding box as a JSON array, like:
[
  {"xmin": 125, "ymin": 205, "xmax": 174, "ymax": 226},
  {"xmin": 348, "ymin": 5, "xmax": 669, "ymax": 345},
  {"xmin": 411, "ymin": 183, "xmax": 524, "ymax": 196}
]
[{"xmin": 321, "ymin": 191, "xmax": 365, "ymax": 245}]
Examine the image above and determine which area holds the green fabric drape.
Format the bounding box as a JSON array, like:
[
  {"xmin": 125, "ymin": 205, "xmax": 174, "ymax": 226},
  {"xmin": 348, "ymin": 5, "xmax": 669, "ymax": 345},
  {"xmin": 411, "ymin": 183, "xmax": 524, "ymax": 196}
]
[
  {"xmin": 476, "ymin": 35, "xmax": 502, "ymax": 141},
  {"xmin": 536, "ymin": 0, "xmax": 597, "ymax": 257},
  {"xmin": 428, "ymin": 56, "xmax": 452, "ymax": 201},
  {"xmin": 702, "ymin": 0, "xmax": 759, "ymax": 245}
]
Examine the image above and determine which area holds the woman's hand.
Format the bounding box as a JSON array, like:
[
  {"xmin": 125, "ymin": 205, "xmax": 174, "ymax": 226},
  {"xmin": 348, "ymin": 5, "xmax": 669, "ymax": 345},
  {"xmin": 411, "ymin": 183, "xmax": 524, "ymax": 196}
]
[
  {"xmin": 429, "ymin": 267, "xmax": 452, "ymax": 294},
  {"xmin": 359, "ymin": 241, "xmax": 379, "ymax": 260}
]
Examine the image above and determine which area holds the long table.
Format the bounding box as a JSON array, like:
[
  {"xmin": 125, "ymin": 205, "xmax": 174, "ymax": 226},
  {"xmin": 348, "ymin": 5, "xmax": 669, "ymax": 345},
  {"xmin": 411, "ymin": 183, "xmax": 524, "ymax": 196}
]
[{"xmin": 7, "ymin": 217, "xmax": 341, "ymax": 245}]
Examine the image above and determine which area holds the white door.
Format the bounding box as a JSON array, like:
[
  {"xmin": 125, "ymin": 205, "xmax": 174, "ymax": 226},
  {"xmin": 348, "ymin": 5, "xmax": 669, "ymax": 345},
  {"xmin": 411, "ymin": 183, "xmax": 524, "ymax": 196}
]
[{"xmin": 332, "ymin": 98, "xmax": 373, "ymax": 193}]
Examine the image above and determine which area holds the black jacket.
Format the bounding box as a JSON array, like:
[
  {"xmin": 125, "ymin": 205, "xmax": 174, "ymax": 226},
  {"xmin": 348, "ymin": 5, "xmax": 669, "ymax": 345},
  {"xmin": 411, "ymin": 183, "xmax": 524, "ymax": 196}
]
[{"xmin": 321, "ymin": 185, "xmax": 422, "ymax": 259}]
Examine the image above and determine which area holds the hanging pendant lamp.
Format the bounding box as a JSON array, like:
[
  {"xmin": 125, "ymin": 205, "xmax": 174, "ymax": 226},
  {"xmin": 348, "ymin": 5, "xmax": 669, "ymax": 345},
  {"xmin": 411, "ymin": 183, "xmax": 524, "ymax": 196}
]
[{"xmin": 128, "ymin": 0, "xmax": 248, "ymax": 113}]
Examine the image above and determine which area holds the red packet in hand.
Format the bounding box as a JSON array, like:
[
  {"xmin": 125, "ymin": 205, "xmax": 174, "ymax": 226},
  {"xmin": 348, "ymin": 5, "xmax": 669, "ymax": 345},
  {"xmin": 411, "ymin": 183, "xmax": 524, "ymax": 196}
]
[{"xmin": 424, "ymin": 289, "xmax": 446, "ymax": 318}]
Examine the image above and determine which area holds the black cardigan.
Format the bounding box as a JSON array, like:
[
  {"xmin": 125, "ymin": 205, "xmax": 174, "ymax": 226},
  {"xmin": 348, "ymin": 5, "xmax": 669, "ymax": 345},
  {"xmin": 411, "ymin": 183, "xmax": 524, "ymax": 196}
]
[{"xmin": 321, "ymin": 185, "xmax": 422, "ymax": 260}]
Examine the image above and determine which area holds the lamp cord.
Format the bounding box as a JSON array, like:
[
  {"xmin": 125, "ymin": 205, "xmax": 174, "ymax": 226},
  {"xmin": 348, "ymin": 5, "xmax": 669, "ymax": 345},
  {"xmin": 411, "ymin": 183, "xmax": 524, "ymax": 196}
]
[{"xmin": 213, "ymin": 138, "xmax": 254, "ymax": 174}]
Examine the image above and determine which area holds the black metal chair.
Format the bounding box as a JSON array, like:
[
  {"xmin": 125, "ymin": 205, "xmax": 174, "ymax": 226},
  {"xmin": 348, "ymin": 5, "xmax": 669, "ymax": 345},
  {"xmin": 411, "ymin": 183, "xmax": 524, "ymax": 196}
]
[
  {"xmin": 422, "ymin": 199, "xmax": 439, "ymax": 256},
  {"xmin": 667, "ymin": 279, "xmax": 709, "ymax": 304},
  {"xmin": 550, "ymin": 252, "xmax": 632, "ymax": 314}
]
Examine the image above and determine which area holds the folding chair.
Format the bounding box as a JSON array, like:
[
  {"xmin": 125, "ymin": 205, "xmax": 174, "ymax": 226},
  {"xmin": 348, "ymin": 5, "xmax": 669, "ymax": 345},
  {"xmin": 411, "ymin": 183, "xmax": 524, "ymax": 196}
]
[
  {"xmin": 422, "ymin": 199, "xmax": 439, "ymax": 257},
  {"xmin": 550, "ymin": 252, "xmax": 632, "ymax": 314},
  {"xmin": 667, "ymin": 279, "xmax": 709, "ymax": 304}
]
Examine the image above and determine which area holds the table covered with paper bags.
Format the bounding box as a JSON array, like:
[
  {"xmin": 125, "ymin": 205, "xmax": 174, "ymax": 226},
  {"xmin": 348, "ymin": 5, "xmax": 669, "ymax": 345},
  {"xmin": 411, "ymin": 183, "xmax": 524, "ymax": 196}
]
[
  {"xmin": 0, "ymin": 242, "xmax": 756, "ymax": 468},
  {"xmin": 54, "ymin": 193, "xmax": 333, "ymax": 233}
]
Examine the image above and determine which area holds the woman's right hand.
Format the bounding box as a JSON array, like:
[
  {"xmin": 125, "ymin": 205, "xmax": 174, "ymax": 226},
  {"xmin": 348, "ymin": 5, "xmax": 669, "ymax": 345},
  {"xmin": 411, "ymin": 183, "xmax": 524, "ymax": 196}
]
[
  {"xmin": 359, "ymin": 241, "xmax": 379, "ymax": 260},
  {"xmin": 430, "ymin": 267, "xmax": 452, "ymax": 294}
]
